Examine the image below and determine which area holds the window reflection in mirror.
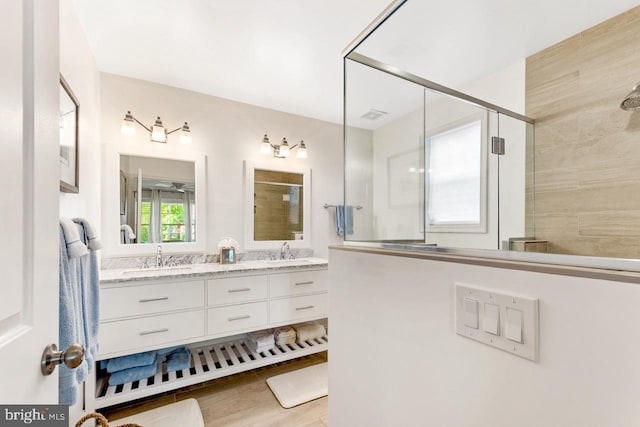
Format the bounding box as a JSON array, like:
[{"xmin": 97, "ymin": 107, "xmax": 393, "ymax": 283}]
[
  {"xmin": 254, "ymin": 169, "xmax": 304, "ymax": 241},
  {"xmin": 119, "ymin": 155, "xmax": 196, "ymax": 244}
]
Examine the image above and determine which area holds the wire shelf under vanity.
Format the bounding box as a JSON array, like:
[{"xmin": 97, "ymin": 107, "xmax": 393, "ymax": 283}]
[{"xmin": 95, "ymin": 335, "xmax": 329, "ymax": 409}]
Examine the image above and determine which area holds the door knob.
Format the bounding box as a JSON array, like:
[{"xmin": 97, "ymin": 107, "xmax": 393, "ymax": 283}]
[{"xmin": 41, "ymin": 343, "xmax": 85, "ymax": 376}]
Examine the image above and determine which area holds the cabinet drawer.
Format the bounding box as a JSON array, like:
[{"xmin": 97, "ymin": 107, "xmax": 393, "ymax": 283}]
[
  {"xmin": 269, "ymin": 293, "xmax": 328, "ymax": 324},
  {"xmin": 269, "ymin": 269, "xmax": 328, "ymax": 298},
  {"xmin": 207, "ymin": 302, "xmax": 268, "ymax": 335},
  {"xmin": 207, "ymin": 275, "xmax": 268, "ymax": 307},
  {"xmin": 99, "ymin": 310, "xmax": 204, "ymax": 355},
  {"xmin": 101, "ymin": 280, "xmax": 204, "ymax": 320}
]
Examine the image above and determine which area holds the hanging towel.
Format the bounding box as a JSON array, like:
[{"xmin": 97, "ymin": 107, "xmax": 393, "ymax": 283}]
[
  {"xmin": 73, "ymin": 220, "xmax": 101, "ymax": 381},
  {"xmin": 60, "ymin": 218, "xmax": 88, "ymax": 258},
  {"xmin": 294, "ymin": 322, "xmax": 327, "ymax": 344},
  {"xmin": 335, "ymin": 206, "xmax": 354, "ymax": 236},
  {"xmin": 107, "ymin": 351, "xmax": 158, "ymax": 373},
  {"xmin": 108, "ymin": 360, "xmax": 158, "ymax": 386},
  {"xmin": 58, "ymin": 228, "xmax": 86, "ymax": 405},
  {"xmin": 120, "ymin": 224, "xmax": 136, "ymax": 244},
  {"xmin": 73, "ymin": 218, "xmax": 102, "ymax": 250},
  {"xmin": 165, "ymin": 348, "xmax": 191, "ymax": 373}
]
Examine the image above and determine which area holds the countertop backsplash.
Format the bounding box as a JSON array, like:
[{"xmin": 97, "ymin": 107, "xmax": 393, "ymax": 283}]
[{"xmin": 101, "ymin": 248, "xmax": 314, "ymax": 270}]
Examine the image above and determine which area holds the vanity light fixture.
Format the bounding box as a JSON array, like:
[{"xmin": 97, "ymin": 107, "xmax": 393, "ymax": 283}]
[
  {"xmin": 121, "ymin": 111, "xmax": 192, "ymax": 144},
  {"xmin": 260, "ymin": 134, "xmax": 308, "ymax": 159}
]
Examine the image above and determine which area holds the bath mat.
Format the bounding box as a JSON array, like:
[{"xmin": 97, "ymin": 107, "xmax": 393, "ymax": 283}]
[
  {"xmin": 266, "ymin": 362, "xmax": 328, "ymax": 409},
  {"xmin": 111, "ymin": 398, "xmax": 204, "ymax": 427}
]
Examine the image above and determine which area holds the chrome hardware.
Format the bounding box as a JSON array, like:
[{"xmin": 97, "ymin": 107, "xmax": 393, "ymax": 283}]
[
  {"xmin": 139, "ymin": 296, "xmax": 169, "ymax": 303},
  {"xmin": 295, "ymin": 281, "xmax": 314, "ymax": 286},
  {"xmin": 156, "ymin": 245, "xmax": 163, "ymax": 268},
  {"xmin": 491, "ymin": 136, "xmax": 505, "ymax": 155},
  {"xmin": 139, "ymin": 328, "xmax": 169, "ymax": 336},
  {"xmin": 280, "ymin": 241, "xmax": 291, "ymax": 260},
  {"xmin": 228, "ymin": 315, "xmax": 251, "ymax": 321},
  {"xmin": 295, "ymin": 305, "xmax": 315, "ymax": 311},
  {"xmin": 41, "ymin": 343, "xmax": 85, "ymax": 376},
  {"xmin": 228, "ymin": 288, "xmax": 251, "ymax": 293}
]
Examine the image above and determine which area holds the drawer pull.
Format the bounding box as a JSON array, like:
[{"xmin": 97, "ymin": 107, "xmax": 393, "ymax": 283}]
[
  {"xmin": 139, "ymin": 328, "xmax": 169, "ymax": 336},
  {"xmin": 139, "ymin": 297, "xmax": 169, "ymax": 303},
  {"xmin": 228, "ymin": 315, "xmax": 251, "ymax": 322},
  {"xmin": 295, "ymin": 281, "xmax": 314, "ymax": 286},
  {"xmin": 296, "ymin": 305, "xmax": 315, "ymax": 311},
  {"xmin": 228, "ymin": 288, "xmax": 251, "ymax": 293}
]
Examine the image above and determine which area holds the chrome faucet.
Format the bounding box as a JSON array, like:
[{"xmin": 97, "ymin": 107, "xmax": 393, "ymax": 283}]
[
  {"xmin": 280, "ymin": 242, "xmax": 291, "ymax": 260},
  {"xmin": 156, "ymin": 245, "xmax": 163, "ymax": 268}
]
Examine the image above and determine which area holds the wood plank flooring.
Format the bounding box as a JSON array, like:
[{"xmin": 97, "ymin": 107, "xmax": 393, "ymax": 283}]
[{"xmin": 99, "ymin": 351, "xmax": 328, "ymax": 427}]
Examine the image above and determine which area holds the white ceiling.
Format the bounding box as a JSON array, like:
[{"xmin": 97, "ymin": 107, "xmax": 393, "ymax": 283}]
[{"xmin": 73, "ymin": 0, "xmax": 640, "ymax": 125}]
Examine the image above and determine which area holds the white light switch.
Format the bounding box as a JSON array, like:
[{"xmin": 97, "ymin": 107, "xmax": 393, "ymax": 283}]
[
  {"xmin": 483, "ymin": 303, "xmax": 500, "ymax": 335},
  {"xmin": 505, "ymin": 308, "xmax": 523, "ymax": 343},
  {"xmin": 463, "ymin": 298, "xmax": 479, "ymax": 329}
]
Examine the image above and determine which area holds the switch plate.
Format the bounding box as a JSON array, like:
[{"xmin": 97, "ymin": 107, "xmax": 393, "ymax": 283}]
[
  {"xmin": 483, "ymin": 303, "xmax": 500, "ymax": 335},
  {"xmin": 463, "ymin": 298, "xmax": 479, "ymax": 329},
  {"xmin": 455, "ymin": 283, "xmax": 538, "ymax": 361}
]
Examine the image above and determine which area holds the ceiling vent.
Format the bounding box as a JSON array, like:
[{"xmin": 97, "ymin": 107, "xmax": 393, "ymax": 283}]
[{"xmin": 360, "ymin": 109, "xmax": 388, "ymax": 120}]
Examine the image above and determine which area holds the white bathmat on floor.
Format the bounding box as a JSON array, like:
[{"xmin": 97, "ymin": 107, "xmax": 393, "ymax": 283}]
[
  {"xmin": 112, "ymin": 398, "xmax": 204, "ymax": 427},
  {"xmin": 266, "ymin": 362, "xmax": 328, "ymax": 409}
]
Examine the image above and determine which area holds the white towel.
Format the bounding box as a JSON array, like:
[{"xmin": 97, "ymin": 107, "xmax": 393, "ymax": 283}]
[
  {"xmin": 60, "ymin": 218, "xmax": 88, "ymax": 258},
  {"xmin": 274, "ymin": 327, "xmax": 296, "ymax": 346},
  {"xmin": 294, "ymin": 322, "xmax": 327, "ymax": 343},
  {"xmin": 248, "ymin": 330, "xmax": 274, "ymax": 352},
  {"xmin": 120, "ymin": 224, "xmax": 136, "ymax": 239}
]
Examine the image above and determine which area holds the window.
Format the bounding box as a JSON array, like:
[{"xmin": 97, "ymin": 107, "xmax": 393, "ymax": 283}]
[
  {"xmin": 426, "ymin": 114, "xmax": 487, "ymax": 233},
  {"xmin": 138, "ymin": 189, "xmax": 195, "ymax": 243}
]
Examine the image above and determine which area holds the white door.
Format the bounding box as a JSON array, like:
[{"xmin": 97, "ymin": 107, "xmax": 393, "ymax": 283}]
[{"xmin": 0, "ymin": 0, "xmax": 61, "ymax": 404}]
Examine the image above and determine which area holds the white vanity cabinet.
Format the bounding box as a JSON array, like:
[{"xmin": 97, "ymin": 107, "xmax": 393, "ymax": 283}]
[{"xmin": 95, "ymin": 264, "xmax": 328, "ymax": 409}]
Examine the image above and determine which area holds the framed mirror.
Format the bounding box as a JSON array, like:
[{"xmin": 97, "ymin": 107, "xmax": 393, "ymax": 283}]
[
  {"xmin": 103, "ymin": 142, "xmax": 206, "ymax": 256},
  {"xmin": 59, "ymin": 74, "xmax": 79, "ymax": 193},
  {"xmin": 244, "ymin": 161, "xmax": 311, "ymax": 250}
]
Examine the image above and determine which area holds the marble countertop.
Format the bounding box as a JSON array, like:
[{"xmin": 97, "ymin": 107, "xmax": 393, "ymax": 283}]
[{"xmin": 99, "ymin": 257, "xmax": 329, "ymax": 284}]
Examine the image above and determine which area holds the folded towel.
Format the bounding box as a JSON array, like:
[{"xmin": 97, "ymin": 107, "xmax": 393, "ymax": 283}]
[
  {"xmin": 294, "ymin": 322, "xmax": 327, "ymax": 343},
  {"xmin": 108, "ymin": 361, "xmax": 158, "ymax": 386},
  {"xmin": 248, "ymin": 330, "xmax": 274, "ymax": 348},
  {"xmin": 274, "ymin": 327, "xmax": 296, "ymax": 346},
  {"xmin": 107, "ymin": 351, "xmax": 158, "ymax": 373},
  {"xmin": 158, "ymin": 345, "xmax": 182, "ymax": 356},
  {"xmin": 165, "ymin": 348, "xmax": 191, "ymax": 373},
  {"xmin": 73, "ymin": 218, "xmax": 103, "ymax": 250},
  {"xmin": 60, "ymin": 218, "xmax": 89, "ymax": 258}
]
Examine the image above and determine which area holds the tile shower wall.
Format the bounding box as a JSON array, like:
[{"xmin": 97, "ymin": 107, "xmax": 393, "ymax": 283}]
[{"xmin": 526, "ymin": 5, "xmax": 640, "ymax": 258}]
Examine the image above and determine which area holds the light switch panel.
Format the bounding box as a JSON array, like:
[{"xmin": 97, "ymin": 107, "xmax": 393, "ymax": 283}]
[
  {"xmin": 483, "ymin": 303, "xmax": 500, "ymax": 335},
  {"xmin": 505, "ymin": 308, "xmax": 523, "ymax": 343},
  {"xmin": 455, "ymin": 283, "xmax": 538, "ymax": 362},
  {"xmin": 463, "ymin": 298, "xmax": 479, "ymax": 329}
]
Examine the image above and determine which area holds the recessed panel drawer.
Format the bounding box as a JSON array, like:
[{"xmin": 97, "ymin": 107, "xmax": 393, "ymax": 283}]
[
  {"xmin": 207, "ymin": 275, "xmax": 268, "ymax": 307},
  {"xmin": 101, "ymin": 280, "xmax": 205, "ymax": 320},
  {"xmin": 269, "ymin": 293, "xmax": 328, "ymax": 324},
  {"xmin": 207, "ymin": 302, "xmax": 268, "ymax": 335},
  {"xmin": 99, "ymin": 310, "xmax": 205, "ymax": 356},
  {"xmin": 269, "ymin": 269, "xmax": 328, "ymax": 298}
]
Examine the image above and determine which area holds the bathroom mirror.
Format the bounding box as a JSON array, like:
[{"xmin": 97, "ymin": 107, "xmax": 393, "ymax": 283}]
[
  {"xmin": 244, "ymin": 161, "xmax": 310, "ymax": 250},
  {"xmin": 103, "ymin": 143, "xmax": 206, "ymax": 256},
  {"xmin": 119, "ymin": 155, "xmax": 196, "ymax": 245}
]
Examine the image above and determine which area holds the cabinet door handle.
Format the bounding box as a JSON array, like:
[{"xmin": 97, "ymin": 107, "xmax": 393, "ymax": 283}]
[
  {"xmin": 139, "ymin": 328, "xmax": 169, "ymax": 336},
  {"xmin": 295, "ymin": 281, "xmax": 314, "ymax": 286},
  {"xmin": 296, "ymin": 305, "xmax": 315, "ymax": 311},
  {"xmin": 139, "ymin": 297, "xmax": 169, "ymax": 303},
  {"xmin": 228, "ymin": 315, "xmax": 251, "ymax": 322},
  {"xmin": 228, "ymin": 288, "xmax": 251, "ymax": 293}
]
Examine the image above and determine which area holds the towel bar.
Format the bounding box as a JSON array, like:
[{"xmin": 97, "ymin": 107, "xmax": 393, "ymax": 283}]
[{"xmin": 323, "ymin": 203, "xmax": 363, "ymax": 210}]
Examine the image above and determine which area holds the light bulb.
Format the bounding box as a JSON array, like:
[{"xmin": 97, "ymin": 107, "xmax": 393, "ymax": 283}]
[
  {"xmin": 297, "ymin": 140, "xmax": 308, "ymax": 159},
  {"xmin": 260, "ymin": 134, "xmax": 271, "ymax": 154},
  {"xmin": 121, "ymin": 111, "xmax": 136, "ymax": 136},
  {"xmin": 179, "ymin": 122, "xmax": 192, "ymax": 144},
  {"xmin": 279, "ymin": 138, "xmax": 290, "ymax": 157},
  {"xmin": 150, "ymin": 116, "xmax": 167, "ymax": 143}
]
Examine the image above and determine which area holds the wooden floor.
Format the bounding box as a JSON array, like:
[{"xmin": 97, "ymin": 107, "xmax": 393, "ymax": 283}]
[{"xmin": 100, "ymin": 351, "xmax": 328, "ymax": 427}]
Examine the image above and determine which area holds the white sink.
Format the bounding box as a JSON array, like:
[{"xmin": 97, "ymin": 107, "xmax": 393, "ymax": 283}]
[
  {"xmin": 122, "ymin": 265, "xmax": 193, "ymax": 275},
  {"xmin": 265, "ymin": 258, "xmax": 313, "ymax": 266}
]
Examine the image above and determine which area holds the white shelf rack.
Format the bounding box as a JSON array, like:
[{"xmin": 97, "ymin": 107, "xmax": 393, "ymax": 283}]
[{"xmin": 95, "ymin": 335, "xmax": 328, "ymax": 409}]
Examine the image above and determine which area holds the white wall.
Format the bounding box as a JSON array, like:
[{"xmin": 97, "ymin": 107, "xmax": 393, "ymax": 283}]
[
  {"xmin": 100, "ymin": 73, "xmax": 343, "ymax": 258},
  {"xmin": 329, "ymin": 249, "xmax": 640, "ymax": 427},
  {"xmin": 59, "ymin": 0, "xmax": 101, "ymax": 233}
]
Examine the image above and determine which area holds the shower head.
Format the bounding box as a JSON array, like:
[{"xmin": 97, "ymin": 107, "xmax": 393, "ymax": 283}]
[{"xmin": 621, "ymin": 82, "xmax": 640, "ymax": 111}]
